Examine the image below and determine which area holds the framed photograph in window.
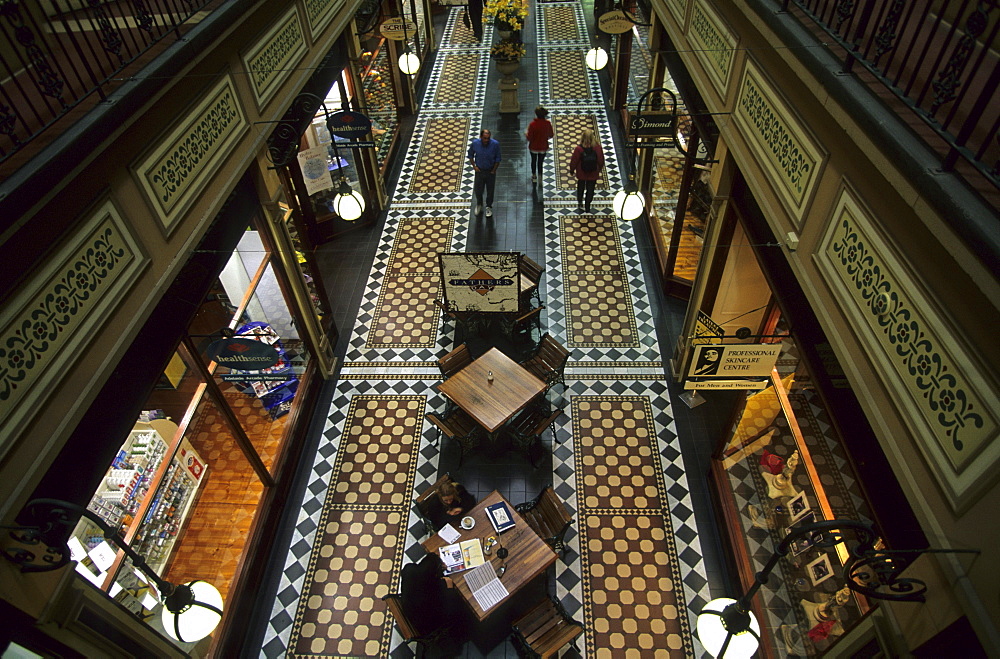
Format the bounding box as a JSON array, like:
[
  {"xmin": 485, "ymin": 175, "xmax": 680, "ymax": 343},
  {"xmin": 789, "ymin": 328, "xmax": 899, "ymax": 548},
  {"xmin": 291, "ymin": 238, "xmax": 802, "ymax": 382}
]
[
  {"xmin": 785, "ymin": 512, "xmax": 819, "ymax": 556},
  {"xmin": 806, "ymin": 553, "xmax": 834, "ymax": 586},
  {"xmin": 787, "ymin": 491, "xmax": 811, "ymax": 524}
]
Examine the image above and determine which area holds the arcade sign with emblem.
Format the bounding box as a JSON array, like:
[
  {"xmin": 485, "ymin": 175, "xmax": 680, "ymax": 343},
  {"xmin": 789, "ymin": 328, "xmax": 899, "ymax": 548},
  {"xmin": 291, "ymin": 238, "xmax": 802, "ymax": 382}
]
[
  {"xmin": 326, "ymin": 110, "xmax": 373, "ymax": 140},
  {"xmin": 205, "ymin": 336, "xmax": 281, "ymax": 371},
  {"xmin": 439, "ymin": 252, "xmax": 520, "ymax": 313},
  {"xmin": 597, "ymin": 9, "xmax": 635, "ymax": 34}
]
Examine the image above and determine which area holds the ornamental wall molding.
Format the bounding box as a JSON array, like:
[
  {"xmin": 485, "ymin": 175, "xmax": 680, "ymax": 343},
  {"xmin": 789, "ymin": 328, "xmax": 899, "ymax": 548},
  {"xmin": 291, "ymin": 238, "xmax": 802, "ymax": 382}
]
[
  {"xmin": 817, "ymin": 185, "xmax": 999, "ymax": 511},
  {"xmin": 733, "ymin": 60, "xmax": 826, "ymax": 226},
  {"xmin": 242, "ymin": 6, "xmax": 309, "ymax": 109},
  {"xmin": 305, "ymin": 0, "xmax": 343, "ymax": 39},
  {"xmin": 132, "ymin": 75, "xmax": 249, "ymax": 235},
  {"xmin": 0, "ymin": 199, "xmax": 147, "ymax": 459},
  {"xmin": 688, "ymin": 0, "xmax": 736, "ymax": 100}
]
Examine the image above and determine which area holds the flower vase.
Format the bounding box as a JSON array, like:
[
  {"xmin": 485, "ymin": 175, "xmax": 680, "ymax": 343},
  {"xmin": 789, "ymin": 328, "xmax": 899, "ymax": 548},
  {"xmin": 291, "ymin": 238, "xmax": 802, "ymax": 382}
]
[
  {"xmin": 496, "ymin": 58, "xmax": 520, "ymax": 113},
  {"xmin": 495, "ymin": 58, "xmax": 520, "ymax": 81},
  {"xmin": 496, "ymin": 19, "xmax": 514, "ymax": 38}
]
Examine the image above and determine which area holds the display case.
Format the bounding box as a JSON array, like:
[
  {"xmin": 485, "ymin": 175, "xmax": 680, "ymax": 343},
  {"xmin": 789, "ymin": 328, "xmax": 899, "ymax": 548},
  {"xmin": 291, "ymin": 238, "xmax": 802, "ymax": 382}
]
[
  {"xmin": 70, "ymin": 416, "xmax": 206, "ymax": 604},
  {"xmin": 711, "ymin": 347, "xmax": 877, "ymax": 656},
  {"xmin": 358, "ymin": 40, "xmax": 399, "ymax": 170}
]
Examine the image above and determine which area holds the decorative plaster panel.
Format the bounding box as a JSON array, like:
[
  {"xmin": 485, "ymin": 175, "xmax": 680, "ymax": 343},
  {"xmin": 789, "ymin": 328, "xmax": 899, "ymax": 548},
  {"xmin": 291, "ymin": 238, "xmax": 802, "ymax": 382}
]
[
  {"xmin": 689, "ymin": 1, "xmax": 735, "ymax": 99},
  {"xmin": 133, "ymin": 76, "xmax": 249, "ymax": 234},
  {"xmin": 665, "ymin": 0, "xmax": 688, "ymax": 25},
  {"xmin": 0, "ymin": 200, "xmax": 147, "ymax": 455},
  {"xmin": 819, "ymin": 188, "xmax": 998, "ymax": 508},
  {"xmin": 305, "ymin": 0, "xmax": 342, "ymax": 38},
  {"xmin": 243, "ymin": 7, "xmax": 308, "ymax": 107},
  {"xmin": 734, "ymin": 61, "xmax": 824, "ymax": 224}
]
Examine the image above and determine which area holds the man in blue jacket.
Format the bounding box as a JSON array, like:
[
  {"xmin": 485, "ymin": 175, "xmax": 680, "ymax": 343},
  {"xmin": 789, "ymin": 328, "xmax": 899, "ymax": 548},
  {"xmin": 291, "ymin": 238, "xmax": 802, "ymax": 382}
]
[{"xmin": 468, "ymin": 128, "xmax": 501, "ymax": 217}]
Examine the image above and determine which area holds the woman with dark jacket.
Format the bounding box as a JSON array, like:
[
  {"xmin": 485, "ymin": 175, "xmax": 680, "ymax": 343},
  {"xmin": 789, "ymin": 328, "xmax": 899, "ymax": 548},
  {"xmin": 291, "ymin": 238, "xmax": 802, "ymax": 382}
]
[
  {"xmin": 424, "ymin": 480, "xmax": 476, "ymax": 531},
  {"xmin": 569, "ymin": 128, "xmax": 604, "ymax": 213}
]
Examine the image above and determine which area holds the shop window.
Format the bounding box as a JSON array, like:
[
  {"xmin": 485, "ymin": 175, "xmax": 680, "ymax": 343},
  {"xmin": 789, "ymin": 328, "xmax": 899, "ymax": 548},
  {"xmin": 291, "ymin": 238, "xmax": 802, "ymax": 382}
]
[{"xmin": 357, "ymin": 41, "xmax": 399, "ymax": 169}]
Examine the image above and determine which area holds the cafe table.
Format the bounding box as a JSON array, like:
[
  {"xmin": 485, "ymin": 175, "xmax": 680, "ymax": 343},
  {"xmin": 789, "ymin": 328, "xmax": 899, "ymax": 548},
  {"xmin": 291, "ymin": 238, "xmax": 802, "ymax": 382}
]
[
  {"xmin": 422, "ymin": 490, "xmax": 557, "ymax": 621},
  {"xmin": 437, "ymin": 347, "xmax": 546, "ymax": 433}
]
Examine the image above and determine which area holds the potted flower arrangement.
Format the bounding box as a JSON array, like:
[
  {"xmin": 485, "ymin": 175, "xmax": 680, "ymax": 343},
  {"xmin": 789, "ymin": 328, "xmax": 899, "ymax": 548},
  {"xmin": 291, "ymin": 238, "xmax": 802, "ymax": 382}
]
[
  {"xmin": 490, "ymin": 39, "xmax": 526, "ymax": 61},
  {"xmin": 483, "ymin": 0, "xmax": 527, "ymax": 31}
]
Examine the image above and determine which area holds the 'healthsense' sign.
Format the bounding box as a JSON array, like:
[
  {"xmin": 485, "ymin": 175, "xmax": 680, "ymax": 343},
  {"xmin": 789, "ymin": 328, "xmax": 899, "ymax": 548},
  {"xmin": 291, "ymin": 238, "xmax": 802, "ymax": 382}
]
[{"xmin": 687, "ymin": 344, "xmax": 782, "ymax": 379}]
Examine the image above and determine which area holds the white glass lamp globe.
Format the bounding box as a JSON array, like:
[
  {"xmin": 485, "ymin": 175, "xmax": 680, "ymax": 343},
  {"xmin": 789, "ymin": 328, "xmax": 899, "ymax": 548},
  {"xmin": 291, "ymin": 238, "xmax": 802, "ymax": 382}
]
[
  {"xmin": 161, "ymin": 580, "xmax": 224, "ymax": 643},
  {"xmin": 586, "ymin": 46, "xmax": 609, "ymax": 71},
  {"xmin": 398, "ymin": 51, "xmax": 421, "ymax": 75},
  {"xmin": 334, "ymin": 187, "xmax": 366, "ymax": 221},
  {"xmin": 696, "ymin": 597, "xmax": 761, "ymax": 658},
  {"xmin": 613, "ymin": 188, "xmax": 645, "ymax": 220}
]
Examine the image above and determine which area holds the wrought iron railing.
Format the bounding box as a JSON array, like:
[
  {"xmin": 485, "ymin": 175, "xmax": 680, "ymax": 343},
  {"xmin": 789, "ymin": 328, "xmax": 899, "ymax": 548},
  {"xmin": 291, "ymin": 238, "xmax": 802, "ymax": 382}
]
[
  {"xmin": 0, "ymin": 0, "xmax": 224, "ymax": 165},
  {"xmin": 779, "ymin": 0, "xmax": 999, "ymax": 194}
]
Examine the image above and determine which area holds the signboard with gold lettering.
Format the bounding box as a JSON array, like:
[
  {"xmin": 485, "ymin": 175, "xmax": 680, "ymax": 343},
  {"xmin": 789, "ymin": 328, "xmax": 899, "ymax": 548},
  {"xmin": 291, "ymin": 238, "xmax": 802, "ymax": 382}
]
[
  {"xmin": 597, "ymin": 10, "xmax": 635, "ymax": 34},
  {"xmin": 380, "ymin": 17, "xmax": 417, "ymax": 40},
  {"xmin": 687, "ymin": 344, "xmax": 781, "ymax": 378}
]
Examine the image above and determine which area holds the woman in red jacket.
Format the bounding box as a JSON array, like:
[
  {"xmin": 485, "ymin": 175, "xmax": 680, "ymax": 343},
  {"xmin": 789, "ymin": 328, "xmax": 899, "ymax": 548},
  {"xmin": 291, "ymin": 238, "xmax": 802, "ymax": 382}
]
[
  {"xmin": 525, "ymin": 106, "xmax": 554, "ymax": 184},
  {"xmin": 569, "ymin": 128, "xmax": 604, "ymax": 213}
]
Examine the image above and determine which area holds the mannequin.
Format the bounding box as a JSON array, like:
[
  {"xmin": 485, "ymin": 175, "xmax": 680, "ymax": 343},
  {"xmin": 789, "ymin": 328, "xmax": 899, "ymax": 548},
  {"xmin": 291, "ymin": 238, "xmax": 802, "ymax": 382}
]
[
  {"xmin": 800, "ymin": 586, "xmax": 851, "ymax": 640},
  {"xmin": 763, "ymin": 449, "xmax": 800, "ymax": 498}
]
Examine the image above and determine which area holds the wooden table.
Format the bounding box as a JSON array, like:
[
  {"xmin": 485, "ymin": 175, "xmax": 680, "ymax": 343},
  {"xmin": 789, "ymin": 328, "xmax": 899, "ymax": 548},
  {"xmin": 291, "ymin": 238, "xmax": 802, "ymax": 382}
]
[
  {"xmin": 423, "ymin": 491, "xmax": 557, "ymax": 621},
  {"xmin": 437, "ymin": 348, "xmax": 546, "ymax": 432}
]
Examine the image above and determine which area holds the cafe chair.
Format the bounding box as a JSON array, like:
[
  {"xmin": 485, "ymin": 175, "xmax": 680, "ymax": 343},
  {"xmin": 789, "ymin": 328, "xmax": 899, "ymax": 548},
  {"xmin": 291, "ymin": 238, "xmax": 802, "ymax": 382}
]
[
  {"xmin": 519, "ymin": 333, "xmax": 570, "ymax": 389},
  {"xmin": 414, "ymin": 473, "xmax": 456, "ymax": 534},
  {"xmin": 499, "ymin": 305, "xmax": 544, "ymax": 344},
  {"xmin": 510, "ymin": 596, "xmax": 583, "ymax": 659},
  {"xmin": 509, "ymin": 405, "xmax": 562, "ymax": 468},
  {"xmin": 425, "ymin": 410, "xmax": 481, "ymax": 468},
  {"xmin": 437, "ymin": 343, "xmax": 473, "ymax": 379},
  {"xmin": 433, "ymin": 298, "xmax": 485, "ymax": 337},
  {"xmin": 519, "ymin": 255, "xmax": 544, "ymax": 307},
  {"xmin": 515, "ymin": 485, "xmax": 572, "ymax": 557},
  {"xmin": 383, "ymin": 593, "xmax": 448, "ymax": 657}
]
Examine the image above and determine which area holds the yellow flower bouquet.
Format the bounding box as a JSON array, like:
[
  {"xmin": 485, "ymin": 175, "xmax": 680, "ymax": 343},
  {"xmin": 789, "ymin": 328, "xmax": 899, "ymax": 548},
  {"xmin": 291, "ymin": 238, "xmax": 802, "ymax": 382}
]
[
  {"xmin": 490, "ymin": 38, "xmax": 527, "ymax": 60},
  {"xmin": 483, "ymin": 0, "xmax": 527, "ymax": 30}
]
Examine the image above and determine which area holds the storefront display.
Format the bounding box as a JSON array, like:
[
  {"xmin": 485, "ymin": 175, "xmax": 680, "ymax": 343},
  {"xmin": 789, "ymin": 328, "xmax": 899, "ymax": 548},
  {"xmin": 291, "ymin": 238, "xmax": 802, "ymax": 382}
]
[{"xmin": 358, "ymin": 42, "xmax": 399, "ymax": 169}]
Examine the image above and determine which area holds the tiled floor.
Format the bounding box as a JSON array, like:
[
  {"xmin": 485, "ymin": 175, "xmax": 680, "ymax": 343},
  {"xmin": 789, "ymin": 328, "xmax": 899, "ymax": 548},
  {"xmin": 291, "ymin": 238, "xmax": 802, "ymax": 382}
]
[{"xmin": 251, "ymin": 0, "xmax": 737, "ymax": 656}]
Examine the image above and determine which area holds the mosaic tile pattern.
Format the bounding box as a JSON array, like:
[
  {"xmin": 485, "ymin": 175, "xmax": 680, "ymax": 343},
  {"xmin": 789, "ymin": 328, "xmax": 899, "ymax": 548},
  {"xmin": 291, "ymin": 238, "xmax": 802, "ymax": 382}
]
[
  {"xmin": 386, "ymin": 217, "xmax": 455, "ymax": 275},
  {"xmin": 433, "ymin": 52, "xmax": 481, "ymax": 104},
  {"xmin": 542, "ymin": 4, "xmax": 581, "ymax": 41},
  {"xmin": 573, "ymin": 396, "xmax": 694, "ymax": 657},
  {"xmin": 407, "ymin": 117, "xmax": 471, "ymax": 194},
  {"xmin": 560, "ymin": 214, "xmax": 638, "ymax": 348},
  {"xmin": 287, "ymin": 395, "xmax": 423, "ymax": 657},
  {"xmin": 547, "ymin": 51, "xmax": 592, "ymax": 100},
  {"xmin": 552, "ymin": 114, "xmax": 608, "ymax": 191}
]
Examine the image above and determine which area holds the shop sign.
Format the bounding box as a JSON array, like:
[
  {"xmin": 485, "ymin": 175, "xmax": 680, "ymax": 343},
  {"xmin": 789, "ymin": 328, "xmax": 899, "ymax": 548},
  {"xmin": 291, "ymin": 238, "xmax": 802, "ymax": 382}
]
[
  {"xmin": 220, "ymin": 373, "xmax": 291, "ymax": 382},
  {"xmin": 380, "ymin": 17, "xmax": 417, "ymax": 40},
  {"xmin": 687, "ymin": 344, "xmax": 782, "ymax": 378},
  {"xmin": 628, "ymin": 111, "xmax": 677, "ymax": 137},
  {"xmin": 597, "ymin": 10, "xmax": 635, "ymax": 34},
  {"xmin": 684, "ymin": 379, "xmax": 769, "ymax": 390},
  {"xmin": 335, "ymin": 140, "xmax": 376, "ymax": 148},
  {"xmin": 206, "ymin": 337, "xmax": 281, "ymax": 370},
  {"xmin": 326, "ymin": 111, "xmax": 372, "ymax": 140}
]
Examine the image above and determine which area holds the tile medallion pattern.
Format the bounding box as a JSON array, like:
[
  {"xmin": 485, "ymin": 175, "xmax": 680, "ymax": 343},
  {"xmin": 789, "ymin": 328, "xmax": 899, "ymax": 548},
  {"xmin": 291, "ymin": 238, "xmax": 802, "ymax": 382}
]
[
  {"xmin": 433, "ymin": 52, "xmax": 482, "ymax": 104},
  {"xmin": 261, "ymin": 2, "xmax": 715, "ymax": 657},
  {"xmin": 552, "ymin": 114, "xmax": 608, "ymax": 191}
]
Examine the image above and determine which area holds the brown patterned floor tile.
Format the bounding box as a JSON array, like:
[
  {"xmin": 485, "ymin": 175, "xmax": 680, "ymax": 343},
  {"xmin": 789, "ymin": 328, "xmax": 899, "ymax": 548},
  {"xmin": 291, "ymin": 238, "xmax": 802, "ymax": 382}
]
[
  {"xmin": 548, "ymin": 51, "xmax": 590, "ymax": 100},
  {"xmin": 409, "ymin": 117, "xmax": 470, "ymax": 194},
  {"xmin": 386, "ymin": 217, "xmax": 455, "ymax": 275},
  {"xmin": 447, "ymin": 11, "xmax": 479, "ymax": 45},
  {"xmin": 435, "ymin": 52, "xmax": 481, "ymax": 104},
  {"xmin": 366, "ymin": 275, "xmax": 440, "ymax": 348},
  {"xmin": 564, "ymin": 272, "xmax": 637, "ymax": 347},
  {"xmin": 561, "ymin": 215, "xmax": 623, "ymax": 272},
  {"xmin": 543, "ymin": 5, "xmax": 580, "ymax": 39}
]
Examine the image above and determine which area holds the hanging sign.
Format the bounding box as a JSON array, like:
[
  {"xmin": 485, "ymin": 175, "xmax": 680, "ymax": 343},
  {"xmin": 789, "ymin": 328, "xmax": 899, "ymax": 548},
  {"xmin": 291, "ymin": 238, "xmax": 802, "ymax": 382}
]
[
  {"xmin": 206, "ymin": 337, "xmax": 281, "ymax": 370},
  {"xmin": 687, "ymin": 344, "xmax": 782, "ymax": 379},
  {"xmin": 326, "ymin": 111, "xmax": 373, "ymax": 140},
  {"xmin": 597, "ymin": 10, "xmax": 635, "ymax": 34},
  {"xmin": 628, "ymin": 111, "xmax": 678, "ymax": 137},
  {"xmin": 380, "ymin": 17, "xmax": 417, "ymax": 40},
  {"xmin": 334, "ymin": 140, "xmax": 376, "ymax": 148},
  {"xmin": 684, "ymin": 379, "xmax": 769, "ymax": 390}
]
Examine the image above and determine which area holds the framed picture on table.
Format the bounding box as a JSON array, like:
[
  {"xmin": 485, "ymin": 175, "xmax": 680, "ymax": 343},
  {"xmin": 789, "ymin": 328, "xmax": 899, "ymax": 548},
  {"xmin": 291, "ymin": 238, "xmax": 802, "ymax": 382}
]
[
  {"xmin": 787, "ymin": 491, "xmax": 811, "ymax": 524},
  {"xmin": 806, "ymin": 553, "xmax": 835, "ymax": 586},
  {"xmin": 785, "ymin": 512, "xmax": 820, "ymax": 556}
]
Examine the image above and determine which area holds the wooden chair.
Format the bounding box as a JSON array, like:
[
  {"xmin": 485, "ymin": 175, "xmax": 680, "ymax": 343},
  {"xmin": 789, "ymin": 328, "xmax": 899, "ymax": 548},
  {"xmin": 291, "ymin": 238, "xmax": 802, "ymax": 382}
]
[
  {"xmin": 414, "ymin": 473, "xmax": 455, "ymax": 534},
  {"xmin": 434, "ymin": 298, "xmax": 485, "ymax": 336},
  {"xmin": 437, "ymin": 343, "xmax": 473, "ymax": 379},
  {"xmin": 520, "ymin": 333, "xmax": 570, "ymax": 389},
  {"xmin": 515, "ymin": 485, "xmax": 572, "ymax": 556},
  {"xmin": 519, "ymin": 255, "xmax": 544, "ymax": 307},
  {"xmin": 425, "ymin": 409, "xmax": 481, "ymax": 468},
  {"xmin": 509, "ymin": 405, "xmax": 562, "ymax": 467},
  {"xmin": 499, "ymin": 305, "xmax": 544, "ymax": 343},
  {"xmin": 383, "ymin": 593, "xmax": 447, "ymax": 656},
  {"xmin": 510, "ymin": 596, "xmax": 583, "ymax": 659}
]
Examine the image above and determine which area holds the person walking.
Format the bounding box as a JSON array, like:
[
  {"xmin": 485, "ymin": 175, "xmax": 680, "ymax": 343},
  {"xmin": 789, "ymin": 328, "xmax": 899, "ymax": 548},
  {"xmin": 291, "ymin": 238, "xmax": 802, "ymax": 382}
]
[
  {"xmin": 468, "ymin": 128, "xmax": 501, "ymax": 217},
  {"xmin": 525, "ymin": 106, "xmax": 553, "ymax": 183},
  {"xmin": 467, "ymin": 0, "xmax": 484, "ymax": 41},
  {"xmin": 569, "ymin": 128, "xmax": 604, "ymax": 213}
]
